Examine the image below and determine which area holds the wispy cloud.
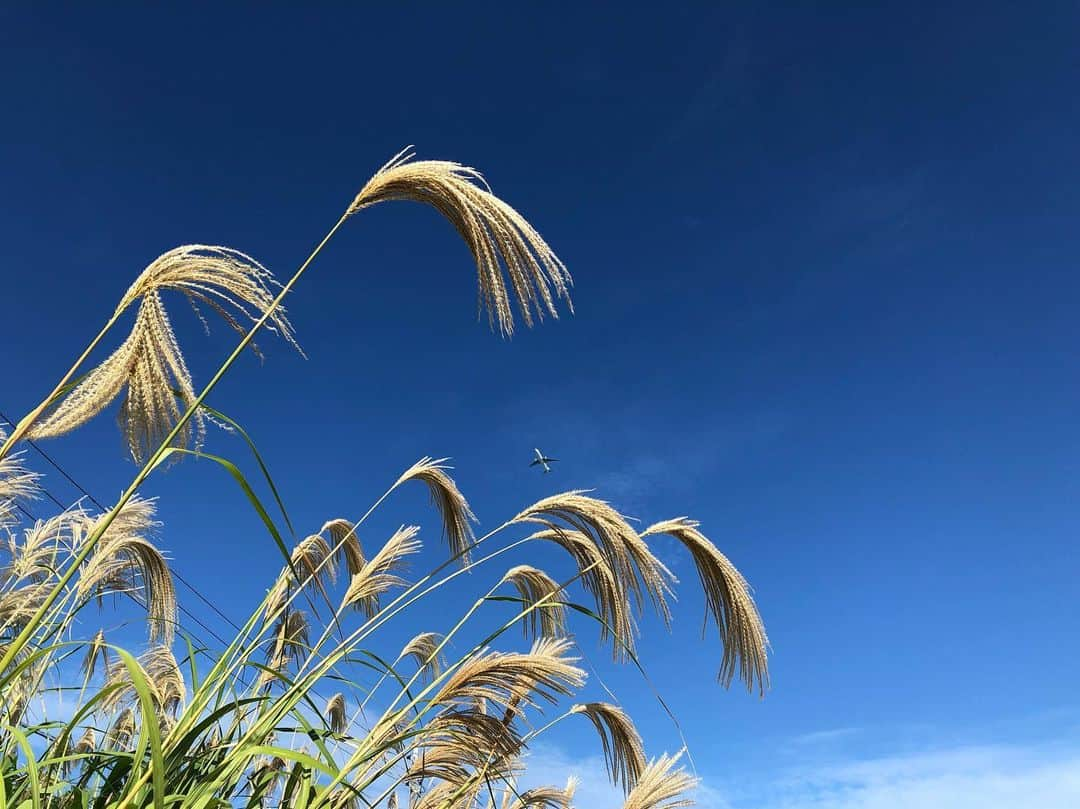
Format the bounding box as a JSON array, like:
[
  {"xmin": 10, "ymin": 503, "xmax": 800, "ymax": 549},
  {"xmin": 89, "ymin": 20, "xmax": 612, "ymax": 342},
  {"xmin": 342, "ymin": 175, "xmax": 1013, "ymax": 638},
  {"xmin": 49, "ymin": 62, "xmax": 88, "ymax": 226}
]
[
  {"xmin": 587, "ymin": 408, "xmax": 791, "ymax": 517},
  {"xmin": 786, "ymin": 726, "xmax": 862, "ymax": 748},
  {"xmin": 521, "ymin": 729, "xmax": 1080, "ymax": 809},
  {"xmin": 728, "ymin": 741, "xmax": 1080, "ymax": 809}
]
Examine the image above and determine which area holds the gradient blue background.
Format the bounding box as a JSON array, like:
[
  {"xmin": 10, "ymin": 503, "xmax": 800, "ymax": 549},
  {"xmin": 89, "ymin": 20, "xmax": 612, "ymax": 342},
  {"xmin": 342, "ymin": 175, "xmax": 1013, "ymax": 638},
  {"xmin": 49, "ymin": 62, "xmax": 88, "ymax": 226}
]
[{"xmin": 2, "ymin": 4, "xmax": 1079, "ymax": 806}]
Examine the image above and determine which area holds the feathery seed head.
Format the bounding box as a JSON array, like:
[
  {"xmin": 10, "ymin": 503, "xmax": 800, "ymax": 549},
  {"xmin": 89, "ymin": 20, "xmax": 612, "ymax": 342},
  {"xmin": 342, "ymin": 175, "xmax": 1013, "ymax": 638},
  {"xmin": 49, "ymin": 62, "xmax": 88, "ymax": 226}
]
[
  {"xmin": 143, "ymin": 644, "xmax": 185, "ymax": 719},
  {"xmin": 622, "ymin": 752, "xmax": 698, "ymax": 809},
  {"xmin": 642, "ymin": 518, "xmax": 769, "ymax": 696},
  {"xmin": 78, "ymin": 497, "xmax": 176, "ymax": 645},
  {"xmin": 0, "ymin": 582, "xmax": 52, "ymax": 633},
  {"xmin": 349, "ymin": 149, "xmax": 572, "ymax": 337},
  {"xmin": 82, "ymin": 628, "xmax": 109, "ymax": 682},
  {"xmin": 398, "ymin": 631, "xmax": 445, "ymax": 681},
  {"xmin": 341, "ymin": 525, "xmax": 421, "ymax": 617},
  {"xmin": 421, "ymin": 706, "xmax": 525, "ymax": 765},
  {"xmin": 105, "ymin": 707, "xmax": 137, "ymax": 750},
  {"xmin": 515, "ymin": 493, "xmax": 674, "ymax": 629},
  {"xmin": 102, "ymin": 645, "xmax": 184, "ymax": 721},
  {"xmin": 501, "ymin": 565, "xmax": 567, "ymax": 640},
  {"xmin": 0, "ymin": 441, "xmax": 39, "ymax": 526},
  {"xmin": 322, "ymin": 517, "xmax": 365, "ymax": 576},
  {"xmin": 394, "ymin": 458, "xmax": 475, "ymax": 562},
  {"xmin": 265, "ymin": 532, "xmax": 338, "ymax": 618},
  {"xmin": 326, "ymin": 692, "xmax": 348, "ymax": 735},
  {"xmin": 27, "ymin": 245, "xmax": 300, "ymax": 462},
  {"xmin": 508, "ymin": 779, "xmax": 579, "ymax": 809},
  {"xmin": 434, "ymin": 637, "xmax": 585, "ymax": 719},
  {"xmin": 259, "ymin": 609, "xmax": 312, "ymax": 689},
  {"xmin": 526, "ymin": 525, "xmax": 634, "ymax": 657},
  {"xmin": 72, "ymin": 727, "xmax": 97, "ymax": 755},
  {"xmin": 571, "ymin": 702, "xmax": 646, "ymax": 794}
]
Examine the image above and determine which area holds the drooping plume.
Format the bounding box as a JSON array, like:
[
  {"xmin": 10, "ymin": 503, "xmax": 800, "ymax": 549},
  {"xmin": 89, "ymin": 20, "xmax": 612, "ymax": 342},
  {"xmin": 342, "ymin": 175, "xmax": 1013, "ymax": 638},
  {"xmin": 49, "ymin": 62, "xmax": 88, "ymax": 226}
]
[
  {"xmin": 325, "ymin": 692, "xmax": 348, "ymax": 735},
  {"xmin": 321, "ymin": 517, "xmax": 365, "ymax": 577},
  {"xmin": 642, "ymin": 518, "xmax": 769, "ymax": 696},
  {"xmin": 392, "ymin": 458, "xmax": 475, "ymax": 562},
  {"xmin": 501, "ymin": 565, "xmax": 567, "ymax": 640},
  {"xmin": 516, "ymin": 493, "xmax": 674, "ymax": 660},
  {"xmin": 398, "ymin": 631, "xmax": 445, "ymax": 681},
  {"xmin": 77, "ymin": 496, "xmax": 176, "ymax": 645},
  {"xmin": 349, "ymin": 149, "xmax": 572, "ymax": 337},
  {"xmin": 571, "ymin": 702, "xmax": 646, "ymax": 793}
]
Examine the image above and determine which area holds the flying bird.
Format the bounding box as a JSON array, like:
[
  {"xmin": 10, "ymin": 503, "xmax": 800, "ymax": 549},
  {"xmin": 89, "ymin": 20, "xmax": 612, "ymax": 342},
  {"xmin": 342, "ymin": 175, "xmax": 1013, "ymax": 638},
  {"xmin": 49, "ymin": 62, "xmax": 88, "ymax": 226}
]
[{"xmin": 530, "ymin": 448, "xmax": 558, "ymax": 473}]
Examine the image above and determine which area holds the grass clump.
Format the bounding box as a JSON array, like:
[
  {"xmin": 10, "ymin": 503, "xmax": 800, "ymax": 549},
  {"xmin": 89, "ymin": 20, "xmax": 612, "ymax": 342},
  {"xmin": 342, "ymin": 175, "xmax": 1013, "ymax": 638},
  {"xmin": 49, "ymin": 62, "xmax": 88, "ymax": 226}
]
[{"xmin": 0, "ymin": 149, "xmax": 768, "ymax": 808}]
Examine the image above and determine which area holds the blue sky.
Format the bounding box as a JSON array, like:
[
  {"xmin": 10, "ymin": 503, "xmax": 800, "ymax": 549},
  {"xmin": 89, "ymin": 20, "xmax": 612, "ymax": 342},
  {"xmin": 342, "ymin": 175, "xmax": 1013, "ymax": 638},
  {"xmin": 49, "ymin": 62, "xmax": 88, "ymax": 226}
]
[{"xmin": 3, "ymin": 3, "xmax": 1080, "ymax": 806}]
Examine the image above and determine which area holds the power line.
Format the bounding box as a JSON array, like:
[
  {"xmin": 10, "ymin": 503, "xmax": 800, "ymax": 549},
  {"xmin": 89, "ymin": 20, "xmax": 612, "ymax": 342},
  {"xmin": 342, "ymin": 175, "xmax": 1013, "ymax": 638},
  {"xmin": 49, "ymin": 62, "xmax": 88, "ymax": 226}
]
[
  {"xmin": 1, "ymin": 410, "xmax": 352, "ymax": 709},
  {"xmin": 0, "ymin": 410, "xmax": 245, "ymax": 635},
  {"xmin": 6, "ymin": 491, "xmax": 234, "ymax": 649},
  {"xmin": 1, "ymin": 411, "xmax": 240, "ymax": 649}
]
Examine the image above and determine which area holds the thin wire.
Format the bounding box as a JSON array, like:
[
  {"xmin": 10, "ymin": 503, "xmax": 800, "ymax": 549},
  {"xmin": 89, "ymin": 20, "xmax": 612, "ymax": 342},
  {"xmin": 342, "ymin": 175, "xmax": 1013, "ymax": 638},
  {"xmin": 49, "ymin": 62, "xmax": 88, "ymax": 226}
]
[
  {"xmin": 7, "ymin": 492, "xmax": 234, "ymax": 649},
  {"xmin": 1, "ymin": 409, "xmax": 345, "ymax": 708},
  {"xmin": 1, "ymin": 409, "xmax": 244, "ymax": 635}
]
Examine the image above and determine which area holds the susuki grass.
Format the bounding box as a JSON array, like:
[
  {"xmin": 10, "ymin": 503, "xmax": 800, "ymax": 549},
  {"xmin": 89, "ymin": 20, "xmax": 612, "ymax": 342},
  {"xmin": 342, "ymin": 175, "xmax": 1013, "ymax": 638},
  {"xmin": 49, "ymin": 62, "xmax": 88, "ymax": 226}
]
[{"xmin": 0, "ymin": 149, "xmax": 769, "ymax": 808}]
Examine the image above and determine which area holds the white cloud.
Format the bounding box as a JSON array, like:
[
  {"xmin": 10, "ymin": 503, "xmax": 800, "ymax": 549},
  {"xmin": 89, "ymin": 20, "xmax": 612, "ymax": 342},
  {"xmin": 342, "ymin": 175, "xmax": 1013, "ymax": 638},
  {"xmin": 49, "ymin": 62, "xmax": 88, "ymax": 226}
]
[
  {"xmin": 519, "ymin": 736, "xmax": 1080, "ymax": 809},
  {"xmin": 785, "ymin": 727, "xmax": 861, "ymax": 748},
  {"xmin": 734, "ymin": 743, "xmax": 1080, "ymax": 809}
]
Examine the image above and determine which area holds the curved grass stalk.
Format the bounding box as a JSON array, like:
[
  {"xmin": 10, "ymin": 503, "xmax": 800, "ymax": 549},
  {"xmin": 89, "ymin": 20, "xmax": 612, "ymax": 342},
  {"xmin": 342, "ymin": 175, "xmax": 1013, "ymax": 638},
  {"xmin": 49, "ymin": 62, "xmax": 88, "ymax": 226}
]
[{"xmin": 0, "ymin": 314, "xmax": 126, "ymax": 464}]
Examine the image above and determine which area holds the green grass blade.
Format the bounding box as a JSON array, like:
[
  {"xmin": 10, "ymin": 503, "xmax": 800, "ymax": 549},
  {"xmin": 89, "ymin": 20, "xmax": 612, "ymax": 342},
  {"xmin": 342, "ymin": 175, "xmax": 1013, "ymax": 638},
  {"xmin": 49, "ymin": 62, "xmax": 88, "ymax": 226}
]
[{"xmin": 198, "ymin": 403, "xmax": 295, "ymax": 538}]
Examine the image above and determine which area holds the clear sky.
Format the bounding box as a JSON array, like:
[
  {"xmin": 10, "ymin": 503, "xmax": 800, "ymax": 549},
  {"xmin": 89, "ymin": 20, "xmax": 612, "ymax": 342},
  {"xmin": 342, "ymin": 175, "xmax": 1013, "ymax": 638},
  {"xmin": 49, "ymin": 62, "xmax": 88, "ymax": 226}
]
[{"xmin": 3, "ymin": 3, "xmax": 1080, "ymax": 807}]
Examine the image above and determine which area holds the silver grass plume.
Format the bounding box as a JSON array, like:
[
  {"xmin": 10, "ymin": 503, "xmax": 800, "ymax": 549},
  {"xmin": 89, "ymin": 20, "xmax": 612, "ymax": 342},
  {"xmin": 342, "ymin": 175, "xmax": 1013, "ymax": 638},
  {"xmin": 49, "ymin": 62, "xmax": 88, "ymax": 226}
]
[
  {"xmin": 26, "ymin": 245, "xmax": 300, "ymax": 463},
  {"xmin": 78, "ymin": 496, "xmax": 176, "ymax": 645},
  {"xmin": 526, "ymin": 526, "xmax": 633, "ymax": 658},
  {"xmin": 570, "ymin": 702, "xmax": 646, "ymax": 793},
  {"xmin": 322, "ymin": 517, "xmax": 365, "ymax": 577},
  {"xmin": 5, "ymin": 508, "xmax": 84, "ymax": 584},
  {"xmin": 0, "ymin": 436, "xmax": 39, "ymax": 526},
  {"xmin": 260, "ymin": 609, "xmax": 311, "ymax": 688},
  {"xmin": 642, "ymin": 518, "xmax": 769, "ymax": 696},
  {"xmin": 105, "ymin": 707, "xmax": 136, "ymax": 750},
  {"xmin": 102, "ymin": 645, "xmax": 185, "ymax": 720},
  {"xmin": 514, "ymin": 493, "xmax": 674, "ymax": 624},
  {"xmin": 393, "ymin": 458, "xmax": 476, "ymax": 562},
  {"xmin": 72, "ymin": 727, "xmax": 97, "ymax": 755},
  {"xmin": 501, "ymin": 565, "xmax": 567, "ymax": 640},
  {"xmin": 433, "ymin": 637, "xmax": 585, "ymax": 719},
  {"xmin": 422, "ymin": 705, "xmax": 524, "ymax": 762},
  {"xmin": 342, "ymin": 525, "xmax": 421, "ymax": 617},
  {"xmin": 622, "ymin": 752, "xmax": 697, "ymax": 809},
  {"xmin": 349, "ymin": 148, "xmax": 572, "ymax": 337},
  {"xmin": 0, "ymin": 581, "xmax": 51, "ymax": 634},
  {"xmin": 412, "ymin": 781, "xmax": 482, "ymax": 809},
  {"xmin": 398, "ymin": 631, "xmax": 445, "ymax": 681},
  {"xmin": 81, "ymin": 628, "xmax": 109, "ymax": 683},
  {"xmin": 265, "ymin": 533, "xmax": 337, "ymax": 618},
  {"xmin": 506, "ymin": 778, "xmax": 579, "ymax": 809},
  {"xmin": 326, "ymin": 692, "xmax": 348, "ymax": 735}
]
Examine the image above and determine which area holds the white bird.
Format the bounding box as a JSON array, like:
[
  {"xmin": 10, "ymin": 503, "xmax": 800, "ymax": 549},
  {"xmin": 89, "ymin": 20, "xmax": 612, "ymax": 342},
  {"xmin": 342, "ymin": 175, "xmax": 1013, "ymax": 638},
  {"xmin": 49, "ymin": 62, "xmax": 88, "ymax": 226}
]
[{"xmin": 530, "ymin": 448, "xmax": 558, "ymax": 473}]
